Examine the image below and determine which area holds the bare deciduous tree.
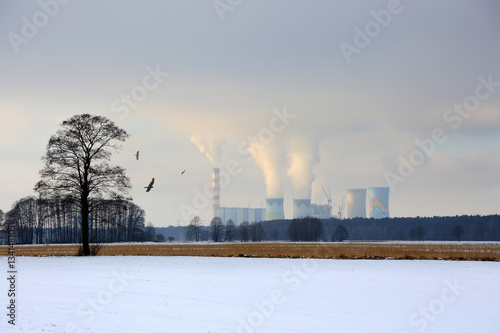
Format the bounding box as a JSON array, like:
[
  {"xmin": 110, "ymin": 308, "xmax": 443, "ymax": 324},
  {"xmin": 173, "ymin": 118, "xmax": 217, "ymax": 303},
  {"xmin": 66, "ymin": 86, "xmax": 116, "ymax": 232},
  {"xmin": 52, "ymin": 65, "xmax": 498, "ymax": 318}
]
[
  {"xmin": 210, "ymin": 217, "xmax": 223, "ymax": 242},
  {"xmin": 186, "ymin": 216, "xmax": 202, "ymax": 242},
  {"xmin": 143, "ymin": 222, "xmax": 157, "ymax": 242},
  {"xmin": 224, "ymin": 219, "xmax": 236, "ymax": 242},
  {"xmin": 239, "ymin": 221, "xmax": 249, "ymax": 242},
  {"xmin": 249, "ymin": 222, "xmax": 264, "ymax": 242},
  {"xmin": 34, "ymin": 114, "xmax": 131, "ymax": 255},
  {"xmin": 333, "ymin": 225, "xmax": 349, "ymax": 242},
  {"xmin": 155, "ymin": 233, "xmax": 165, "ymax": 242},
  {"xmin": 287, "ymin": 217, "xmax": 323, "ymax": 241}
]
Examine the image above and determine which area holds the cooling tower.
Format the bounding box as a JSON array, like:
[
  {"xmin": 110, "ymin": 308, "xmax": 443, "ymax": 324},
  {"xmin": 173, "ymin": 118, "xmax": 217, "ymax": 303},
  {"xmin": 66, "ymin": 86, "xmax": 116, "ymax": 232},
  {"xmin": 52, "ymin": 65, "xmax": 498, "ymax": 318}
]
[
  {"xmin": 293, "ymin": 199, "xmax": 311, "ymax": 219},
  {"xmin": 367, "ymin": 187, "xmax": 390, "ymax": 219},
  {"xmin": 212, "ymin": 168, "xmax": 220, "ymax": 217},
  {"xmin": 265, "ymin": 198, "xmax": 285, "ymax": 221},
  {"xmin": 346, "ymin": 188, "xmax": 367, "ymax": 218}
]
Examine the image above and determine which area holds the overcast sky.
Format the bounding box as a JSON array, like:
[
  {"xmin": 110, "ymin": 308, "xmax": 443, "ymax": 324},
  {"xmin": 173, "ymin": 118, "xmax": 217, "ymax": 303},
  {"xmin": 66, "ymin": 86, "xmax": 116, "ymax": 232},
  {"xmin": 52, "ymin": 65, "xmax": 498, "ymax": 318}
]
[{"xmin": 1, "ymin": 0, "xmax": 499, "ymax": 227}]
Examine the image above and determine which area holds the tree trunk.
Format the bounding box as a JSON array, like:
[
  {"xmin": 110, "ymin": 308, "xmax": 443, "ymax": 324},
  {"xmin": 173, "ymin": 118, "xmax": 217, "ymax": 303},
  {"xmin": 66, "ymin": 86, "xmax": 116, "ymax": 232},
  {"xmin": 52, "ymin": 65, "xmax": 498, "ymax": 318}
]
[{"xmin": 81, "ymin": 196, "xmax": 90, "ymax": 255}]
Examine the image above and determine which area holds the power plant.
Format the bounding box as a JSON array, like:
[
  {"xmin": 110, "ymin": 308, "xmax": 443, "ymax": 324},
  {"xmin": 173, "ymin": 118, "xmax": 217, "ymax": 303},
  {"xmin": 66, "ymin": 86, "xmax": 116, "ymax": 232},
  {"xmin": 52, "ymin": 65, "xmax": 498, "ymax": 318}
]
[
  {"xmin": 310, "ymin": 203, "xmax": 331, "ymax": 219},
  {"xmin": 346, "ymin": 187, "xmax": 390, "ymax": 219},
  {"xmin": 215, "ymin": 206, "xmax": 266, "ymax": 225},
  {"xmin": 292, "ymin": 199, "xmax": 311, "ymax": 219},
  {"xmin": 210, "ymin": 166, "xmax": 389, "ymax": 223},
  {"xmin": 213, "ymin": 167, "xmax": 266, "ymax": 225},
  {"xmin": 265, "ymin": 198, "xmax": 286, "ymax": 221},
  {"xmin": 194, "ymin": 131, "xmax": 390, "ymax": 224},
  {"xmin": 367, "ymin": 187, "xmax": 390, "ymax": 218},
  {"xmin": 346, "ymin": 188, "xmax": 367, "ymax": 219}
]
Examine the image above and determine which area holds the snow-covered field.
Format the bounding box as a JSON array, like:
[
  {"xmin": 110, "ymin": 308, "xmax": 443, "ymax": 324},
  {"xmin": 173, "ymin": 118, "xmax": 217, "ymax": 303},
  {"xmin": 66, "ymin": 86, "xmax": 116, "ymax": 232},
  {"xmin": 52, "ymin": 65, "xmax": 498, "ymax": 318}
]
[{"xmin": 1, "ymin": 256, "xmax": 499, "ymax": 333}]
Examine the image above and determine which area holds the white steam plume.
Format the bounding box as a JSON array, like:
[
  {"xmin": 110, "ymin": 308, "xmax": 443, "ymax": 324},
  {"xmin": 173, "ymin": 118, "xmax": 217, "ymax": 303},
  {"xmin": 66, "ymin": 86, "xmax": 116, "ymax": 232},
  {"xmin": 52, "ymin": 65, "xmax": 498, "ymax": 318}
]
[
  {"xmin": 248, "ymin": 142, "xmax": 285, "ymax": 198},
  {"xmin": 287, "ymin": 136, "xmax": 320, "ymax": 199},
  {"xmin": 190, "ymin": 135, "xmax": 222, "ymax": 166}
]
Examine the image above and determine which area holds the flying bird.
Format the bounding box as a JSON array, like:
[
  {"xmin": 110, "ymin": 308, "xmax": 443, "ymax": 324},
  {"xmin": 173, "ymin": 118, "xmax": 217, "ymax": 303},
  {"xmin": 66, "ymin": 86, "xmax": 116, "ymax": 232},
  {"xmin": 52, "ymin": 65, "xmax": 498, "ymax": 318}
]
[
  {"xmin": 181, "ymin": 169, "xmax": 186, "ymax": 175},
  {"xmin": 135, "ymin": 151, "xmax": 139, "ymax": 160},
  {"xmin": 145, "ymin": 178, "xmax": 154, "ymax": 192}
]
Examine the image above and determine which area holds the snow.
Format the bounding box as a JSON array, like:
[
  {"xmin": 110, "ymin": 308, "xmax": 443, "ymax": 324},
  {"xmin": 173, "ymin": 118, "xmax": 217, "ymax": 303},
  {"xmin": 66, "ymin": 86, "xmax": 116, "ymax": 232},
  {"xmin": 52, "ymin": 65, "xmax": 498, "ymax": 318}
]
[{"xmin": 1, "ymin": 256, "xmax": 499, "ymax": 332}]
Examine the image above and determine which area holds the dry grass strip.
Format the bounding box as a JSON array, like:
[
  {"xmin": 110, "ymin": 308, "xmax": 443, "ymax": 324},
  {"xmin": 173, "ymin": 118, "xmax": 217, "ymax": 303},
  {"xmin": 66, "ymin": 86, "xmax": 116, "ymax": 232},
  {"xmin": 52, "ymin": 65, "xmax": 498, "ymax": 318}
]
[{"xmin": 1, "ymin": 242, "xmax": 499, "ymax": 260}]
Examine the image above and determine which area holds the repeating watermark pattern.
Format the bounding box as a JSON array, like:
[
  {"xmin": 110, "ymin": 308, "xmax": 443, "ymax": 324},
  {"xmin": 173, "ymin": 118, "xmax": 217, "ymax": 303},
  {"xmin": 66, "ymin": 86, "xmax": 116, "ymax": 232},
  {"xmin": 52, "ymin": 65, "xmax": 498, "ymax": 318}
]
[
  {"xmin": 64, "ymin": 268, "xmax": 134, "ymax": 332},
  {"xmin": 213, "ymin": 0, "xmax": 244, "ymax": 21},
  {"xmin": 178, "ymin": 107, "xmax": 296, "ymax": 222},
  {"xmin": 339, "ymin": 0, "xmax": 406, "ymax": 64},
  {"xmin": 6, "ymin": 221, "xmax": 17, "ymax": 326},
  {"xmin": 111, "ymin": 65, "xmax": 169, "ymax": 120},
  {"xmin": 401, "ymin": 278, "xmax": 467, "ymax": 333},
  {"xmin": 7, "ymin": 0, "xmax": 71, "ymax": 54},
  {"xmin": 385, "ymin": 74, "xmax": 500, "ymax": 190},
  {"xmin": 236, "ymin": 260, "xmax": 318, "ymax": 333}
]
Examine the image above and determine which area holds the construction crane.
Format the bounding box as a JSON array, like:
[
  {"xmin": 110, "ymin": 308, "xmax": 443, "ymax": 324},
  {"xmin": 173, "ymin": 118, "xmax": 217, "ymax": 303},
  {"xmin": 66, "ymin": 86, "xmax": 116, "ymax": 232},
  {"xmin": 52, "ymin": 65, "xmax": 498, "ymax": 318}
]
[
  {"xmin": 338, "ymin": 196, "xmax": 346, "ymax": 220},
  {"xmin": 321, "ymin": 185, "xmax": 333, "ymax": 218}
]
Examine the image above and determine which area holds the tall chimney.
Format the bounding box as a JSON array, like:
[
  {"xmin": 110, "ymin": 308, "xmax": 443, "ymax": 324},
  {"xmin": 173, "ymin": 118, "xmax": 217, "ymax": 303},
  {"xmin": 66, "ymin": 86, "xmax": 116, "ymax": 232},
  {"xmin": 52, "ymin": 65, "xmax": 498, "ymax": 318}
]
[{"xmin": 212, "ymin": 168, "xmax": 220, "ymax": 217}]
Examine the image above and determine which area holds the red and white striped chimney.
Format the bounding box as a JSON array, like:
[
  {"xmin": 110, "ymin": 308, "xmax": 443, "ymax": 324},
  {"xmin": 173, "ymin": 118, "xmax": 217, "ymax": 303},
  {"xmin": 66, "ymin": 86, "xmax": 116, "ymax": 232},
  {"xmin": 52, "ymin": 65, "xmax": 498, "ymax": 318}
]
[{"xmin": 212, "ymin": 168, "xmax": 220, "ymax": 217}]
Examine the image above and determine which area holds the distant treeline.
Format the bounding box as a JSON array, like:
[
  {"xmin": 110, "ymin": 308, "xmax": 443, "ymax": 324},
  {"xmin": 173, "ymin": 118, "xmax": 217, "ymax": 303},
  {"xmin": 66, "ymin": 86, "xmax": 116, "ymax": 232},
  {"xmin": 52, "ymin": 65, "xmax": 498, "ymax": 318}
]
[
  {"xmin": 156, "ymin": 215, "xmax": 500, "ymax": 242},
  {"xmin": 0, "ymin": 196, "xmax": 158, "ymax": 245},
  {"xmin": 2, "ymin": 201, "xmax": 498, "ymax": 244},
  {"xmin": 331, "ymin": 215, "xmax": 500, "ymax": 241}
]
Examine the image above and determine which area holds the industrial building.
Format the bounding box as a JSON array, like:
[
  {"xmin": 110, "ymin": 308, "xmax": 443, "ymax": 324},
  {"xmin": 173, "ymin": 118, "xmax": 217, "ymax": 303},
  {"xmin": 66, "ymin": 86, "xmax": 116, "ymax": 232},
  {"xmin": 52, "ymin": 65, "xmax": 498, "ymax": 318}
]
[
  {"xmin": 212, "ymin": 168, "xmax": 266, "ymax": 225},
  {"xmin": 346, "ymin": 188, "xmax": 367, "ymax": 218},
  {"xmin": 367, "ymin": 187, "xmax": 390, "ymax": 218},
  {"xmin": 310, "ymin": 203, "xmax": 331, "ymax": 219},
  {"xmin": 344, "ymin": 187, "xmax": 390, "ymax": 219},
  {"xmin": 215, "ymin": 207, "xmax": 266, "ymax": 226},
  {"xmin": 265, "ymin": 198, "xmax": 286, "ymax": 220},
  {"xmin": 212, "ymin": 167, "xmax": 390, "ymax": 223},
  {"xmin": 292, "ymin": 199, "xmax": 311, "ymax": 219}
]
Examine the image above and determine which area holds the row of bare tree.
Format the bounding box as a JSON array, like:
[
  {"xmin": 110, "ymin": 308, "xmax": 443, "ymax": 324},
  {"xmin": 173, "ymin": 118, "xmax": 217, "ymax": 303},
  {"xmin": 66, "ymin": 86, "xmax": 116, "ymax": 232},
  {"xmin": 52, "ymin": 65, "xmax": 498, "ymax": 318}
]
[
  {"xmin": 185, "ymin": 216, "xmax": 265, "ymax": 242},
  {"xmin": 0, "ymin": 196, "xmax": 147, "ymax": 245},
  {"xmin": 287, "ymin": 217, "xmax": 323, "ymax": 241}
]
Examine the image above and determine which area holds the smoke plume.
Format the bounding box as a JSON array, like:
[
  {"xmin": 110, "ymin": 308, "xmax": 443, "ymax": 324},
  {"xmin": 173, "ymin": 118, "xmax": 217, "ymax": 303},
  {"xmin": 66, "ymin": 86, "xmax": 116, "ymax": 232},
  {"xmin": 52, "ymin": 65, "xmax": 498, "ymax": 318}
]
[
  {"xmin": 248, "ymin": 142, "xmax": 285, "ymax": 198},
  {"xmin": 179, "ymin": 110, "xmax": 320, "ymax": 202},
  {"xmin": 287, "ymin": 136, "xmax": 320, "ymax": 199},
  {"xmin": 190, "ymin": 135, "xmax": 222, "ymax": 166}
]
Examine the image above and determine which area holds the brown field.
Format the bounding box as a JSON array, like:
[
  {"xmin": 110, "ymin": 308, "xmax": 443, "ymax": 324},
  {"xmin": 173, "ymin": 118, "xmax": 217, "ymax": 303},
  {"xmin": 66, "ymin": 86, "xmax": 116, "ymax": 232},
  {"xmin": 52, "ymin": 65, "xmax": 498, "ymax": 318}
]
[{"xmin": 1, "ymin": 242, "xmax": 499, "ymax": 260}]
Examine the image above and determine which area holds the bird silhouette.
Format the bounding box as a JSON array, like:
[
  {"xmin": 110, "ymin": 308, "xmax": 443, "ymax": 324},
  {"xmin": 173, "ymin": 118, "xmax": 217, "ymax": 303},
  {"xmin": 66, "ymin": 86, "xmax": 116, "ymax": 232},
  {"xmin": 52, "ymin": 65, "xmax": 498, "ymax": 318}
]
[
  {"xmin": 145, "ymin": 178, "xmax": 154, "ymax": 192},
  {"xmin": 181, "ymin": 169, "xmax": 186, "ymax": 175},
  {"xmin": 135, "ymin": 151, "xmax": 139, "ymax": 160}
]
